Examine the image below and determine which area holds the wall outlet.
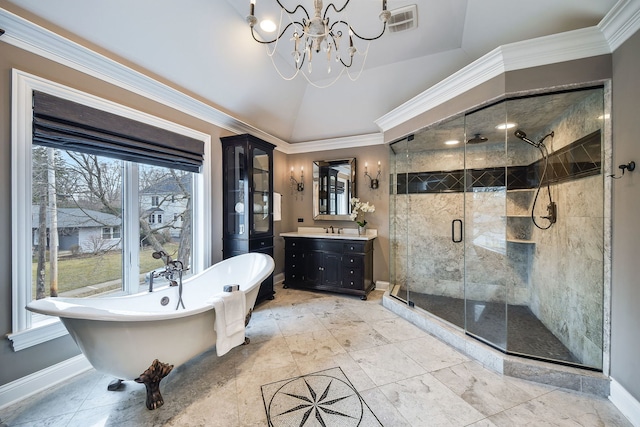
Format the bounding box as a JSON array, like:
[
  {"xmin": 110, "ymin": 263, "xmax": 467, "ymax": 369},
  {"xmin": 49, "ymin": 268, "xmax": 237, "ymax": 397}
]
[{"xmin": 297, "ymin": 218, "xmax": 304, "ymax": 222}]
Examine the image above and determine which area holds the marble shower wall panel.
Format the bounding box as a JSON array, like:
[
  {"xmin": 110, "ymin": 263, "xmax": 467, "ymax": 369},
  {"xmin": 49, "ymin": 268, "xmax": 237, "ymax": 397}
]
[
  {"xmin": 409, "ymin": 148, "xmax": 463, "ymax": 173},
  {"xmin": 537, "ymin": 92, "xmax": 604, "ymax": 154},
  {"xmin": 406, "ymin": 193, "xmax": 464, "ymax": 298},
  {"xmin": 531, "ymin": 176, "xmax": 604, "ymax": 368},
  {"xmin": 527, "ymin": 88, "xmax": 604, "ymax": 369},
  {"xmin": 464, "ymin": 189, "xmax": 530, "ymax": 304}
]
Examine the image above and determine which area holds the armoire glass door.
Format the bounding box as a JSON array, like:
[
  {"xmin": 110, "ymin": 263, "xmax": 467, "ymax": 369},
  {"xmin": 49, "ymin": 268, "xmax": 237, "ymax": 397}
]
[{"xmin": 251, "ymin": 146, "xmax": 271, "ymax": 236}]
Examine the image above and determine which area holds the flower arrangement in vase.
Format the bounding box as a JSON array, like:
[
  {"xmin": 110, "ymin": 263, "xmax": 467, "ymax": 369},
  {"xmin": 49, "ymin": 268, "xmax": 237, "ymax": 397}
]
[{"xmin": 350, "ymin": 197, "xmax": 375, "ymax": 235}]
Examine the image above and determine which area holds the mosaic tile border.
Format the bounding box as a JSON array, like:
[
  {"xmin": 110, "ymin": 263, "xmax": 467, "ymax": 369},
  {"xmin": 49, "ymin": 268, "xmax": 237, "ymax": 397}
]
[{"xmin": 396, "ymin": 130, "xmax": 601, "ymax": 194}]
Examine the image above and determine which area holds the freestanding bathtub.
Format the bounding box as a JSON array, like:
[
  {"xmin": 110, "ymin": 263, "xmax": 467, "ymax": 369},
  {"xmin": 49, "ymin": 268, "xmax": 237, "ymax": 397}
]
[{"xmin": 26, "ymin": 252, "xmax": 274, "ymax": 409}]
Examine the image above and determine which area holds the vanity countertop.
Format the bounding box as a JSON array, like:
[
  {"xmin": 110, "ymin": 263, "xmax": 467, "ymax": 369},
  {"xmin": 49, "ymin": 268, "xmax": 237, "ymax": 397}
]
[{"xmin": 280, "ymin": 227, "xmax": 377, "ymax": 241}]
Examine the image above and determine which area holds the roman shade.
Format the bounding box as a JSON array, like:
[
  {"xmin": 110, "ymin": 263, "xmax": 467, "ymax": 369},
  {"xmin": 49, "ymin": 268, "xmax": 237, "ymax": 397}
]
[{"xmin": 32, "ymin": 91, "xmax": 204, "ymax": 172}]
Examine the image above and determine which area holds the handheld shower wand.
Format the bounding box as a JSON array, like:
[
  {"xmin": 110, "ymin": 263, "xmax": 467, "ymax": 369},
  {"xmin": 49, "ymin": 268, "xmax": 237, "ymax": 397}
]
[
  {"xmin": 514, "ymin": 129, "xmax": 540, "ymax": 148},
  {"xmin": 514, "ymin": 129, "xmax": 557, "ymax": 229}
]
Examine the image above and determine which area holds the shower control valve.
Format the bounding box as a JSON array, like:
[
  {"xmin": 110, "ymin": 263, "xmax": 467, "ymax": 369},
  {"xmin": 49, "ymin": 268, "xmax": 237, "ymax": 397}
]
[{"xmin": 542, "ymin": 202, "xmax": 557, "ymax": 224}]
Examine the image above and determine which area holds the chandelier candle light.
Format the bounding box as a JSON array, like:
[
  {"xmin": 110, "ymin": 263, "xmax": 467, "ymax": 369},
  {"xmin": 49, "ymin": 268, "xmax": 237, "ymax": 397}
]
[
  {"xmin": 350, "ymin": 197, "xmax": 375, "ymax": 235},
  {"xmin": 246, "ymin": 0, "xmax": 391, "ymax": 86}
]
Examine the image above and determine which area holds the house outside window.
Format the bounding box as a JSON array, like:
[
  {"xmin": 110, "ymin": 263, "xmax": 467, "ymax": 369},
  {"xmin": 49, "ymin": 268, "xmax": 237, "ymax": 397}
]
[
  {"xmin": 101, "ymin": 226, "xmax": 121, "ymax": 240},
  {"xmin": 151, "ymin": 196, "xmax": 159, "ymax": 207},
  {"xmin": 10, "ymin": 70, "xmax": 211, "ymax": 351}
]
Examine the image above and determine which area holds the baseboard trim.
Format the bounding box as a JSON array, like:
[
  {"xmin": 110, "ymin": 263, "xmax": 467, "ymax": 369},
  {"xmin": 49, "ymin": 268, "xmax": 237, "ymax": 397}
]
[
  {"xmin": 609, "ymin": 378, "xmax": 640, "ymax": 426},
  {"xmin": 273, "ymin": 272, "xmax": 285, "ymax": 289},
  {"xmin": 0, "ymin": 354, "xmax": 92, "ymax": 410}
]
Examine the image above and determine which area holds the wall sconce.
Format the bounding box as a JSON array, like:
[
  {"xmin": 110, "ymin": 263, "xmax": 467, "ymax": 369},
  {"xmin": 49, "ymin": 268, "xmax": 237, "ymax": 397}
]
[
  {"xmin": 290, "ymin": 166, "xmax": 304, "ymax": 191},
  {"xmin": 364, "ymin": 161, "xmax": 381, "ymax": 189}
]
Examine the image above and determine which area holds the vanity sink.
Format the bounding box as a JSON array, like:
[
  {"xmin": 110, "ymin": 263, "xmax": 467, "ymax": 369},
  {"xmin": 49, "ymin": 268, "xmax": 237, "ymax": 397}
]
[{"xmin": 280, "ymin": 227, "xmax": 377, "ymax": 241}]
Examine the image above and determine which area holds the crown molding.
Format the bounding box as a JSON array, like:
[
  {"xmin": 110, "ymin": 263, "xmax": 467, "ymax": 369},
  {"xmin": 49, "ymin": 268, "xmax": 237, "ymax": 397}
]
[
  {"xmin": 2, "ymin": 1, "xmax": 638, "ymax": 152},
  {"xmin": 0, "ymin": 7, "xmax": 383, "ymax": 154},
  {"xmin": 376, "ymin": 25, "xmax": 611, "ymax": 133},
  {"xmin": 0, "ymin": 7, "xmax": 289, "ymax": 149},
  {"xmin": 599, "ymin": 0, "xmax": 640, "ymax": 52},
  {"xmin": 500, "ymin": 27, "xmax": 610, "ymax": 72},
  {"xmin": 375, "ymin": 48, "xmax": 506, "ymax": 132},
  {"xmin": 281, "ymin": 133, "xmax": 385, "ymax": 155},
  {"xmin": 376, "ymin": 0, "xmax": 640, "ymax": 134}
]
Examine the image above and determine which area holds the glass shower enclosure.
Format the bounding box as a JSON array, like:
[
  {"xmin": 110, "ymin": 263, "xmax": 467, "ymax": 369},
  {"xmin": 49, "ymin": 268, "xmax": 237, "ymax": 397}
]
[{"xmin": 390, "ymin": 87, "xmax": 605, "ymax": 370}]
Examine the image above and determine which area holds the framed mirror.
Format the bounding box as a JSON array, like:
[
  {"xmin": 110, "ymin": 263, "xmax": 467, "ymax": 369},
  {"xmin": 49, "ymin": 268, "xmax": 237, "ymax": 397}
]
[{"xmin": 313, "ymin": 158, "xmax": 357, "ymax": 220}]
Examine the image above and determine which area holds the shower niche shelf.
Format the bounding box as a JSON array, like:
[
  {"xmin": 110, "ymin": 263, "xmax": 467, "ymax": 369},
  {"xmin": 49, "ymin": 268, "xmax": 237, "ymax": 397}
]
[{"xmin": 506, "ymin": 189, "xmax": 535, "ymax": 243}]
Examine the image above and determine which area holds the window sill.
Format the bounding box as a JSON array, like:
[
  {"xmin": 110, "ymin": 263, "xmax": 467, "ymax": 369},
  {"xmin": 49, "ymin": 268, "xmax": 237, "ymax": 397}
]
[{"xmin": 7, "ymin": 318, "xmax": 69, "ymax": 352}]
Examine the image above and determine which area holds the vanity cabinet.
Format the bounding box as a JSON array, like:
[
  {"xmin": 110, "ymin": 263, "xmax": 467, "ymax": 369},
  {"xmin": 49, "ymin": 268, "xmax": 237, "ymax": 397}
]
[
  {"xmin": 221, "ymin": 134, "xmax": 275, "ymax": 303},
  {"xmin": 283, "ymin": 237, "xmax": 375, "ymax": 300}
]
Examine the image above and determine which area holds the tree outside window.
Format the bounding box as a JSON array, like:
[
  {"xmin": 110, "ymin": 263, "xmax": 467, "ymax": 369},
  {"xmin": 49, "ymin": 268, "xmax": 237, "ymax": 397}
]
[{"xmin": 31, "ymin": 147, "xmax": 194, "ymax": 299}]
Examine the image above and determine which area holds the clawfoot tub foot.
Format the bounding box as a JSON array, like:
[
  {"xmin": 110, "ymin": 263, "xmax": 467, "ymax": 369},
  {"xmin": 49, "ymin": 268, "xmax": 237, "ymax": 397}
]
[
  {"xmin": 244, "ymin": 308, "xmax": 253, "ymax": 327},
  {"xmin": 107, "ymin": 378, "xmax": 125, "ymax": 391},
  {"xmin": 135, "ymin": 359, "xmax": 174, "ymax": 410}
]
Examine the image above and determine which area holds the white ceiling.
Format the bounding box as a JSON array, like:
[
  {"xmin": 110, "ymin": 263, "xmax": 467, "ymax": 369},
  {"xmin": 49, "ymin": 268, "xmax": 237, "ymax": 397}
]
[{"xmin": 4, "ymin": 0, "xmax": 618, "ymax": 143}]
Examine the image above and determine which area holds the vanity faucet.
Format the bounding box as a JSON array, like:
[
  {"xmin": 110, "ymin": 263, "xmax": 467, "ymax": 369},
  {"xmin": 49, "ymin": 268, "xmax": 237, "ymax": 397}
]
[{"xmin": 329, "ymin": 225, "xmax": 334, "ymax": 234}]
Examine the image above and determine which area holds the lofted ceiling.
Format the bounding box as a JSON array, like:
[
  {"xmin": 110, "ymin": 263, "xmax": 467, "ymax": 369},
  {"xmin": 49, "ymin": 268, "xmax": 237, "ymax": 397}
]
[{"xmin": 2, "ymin": 0, "xmax": 618, "ymax": 144}]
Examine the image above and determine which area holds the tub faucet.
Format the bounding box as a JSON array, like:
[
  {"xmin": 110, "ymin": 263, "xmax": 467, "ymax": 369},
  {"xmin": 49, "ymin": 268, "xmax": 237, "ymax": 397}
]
[
  {"xmin": 146, "ymin": 268, "xmax": 163, "ymax": 292},
  {"xmin": 329, "ymin": 225, "xmax": 334, "ymax": 234}
]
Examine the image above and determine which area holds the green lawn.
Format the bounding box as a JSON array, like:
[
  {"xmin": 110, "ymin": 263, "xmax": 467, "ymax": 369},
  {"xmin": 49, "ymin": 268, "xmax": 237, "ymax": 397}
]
[{"xmin": 32, "ymin": 243, "xmax": 179, "ymax": 298}]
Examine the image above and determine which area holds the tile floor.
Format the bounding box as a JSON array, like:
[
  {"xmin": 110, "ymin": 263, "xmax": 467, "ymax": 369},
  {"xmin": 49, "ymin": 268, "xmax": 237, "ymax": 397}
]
[{"xmin": 0, "ymin": 287, "xmax": 632, "ymax": 426}]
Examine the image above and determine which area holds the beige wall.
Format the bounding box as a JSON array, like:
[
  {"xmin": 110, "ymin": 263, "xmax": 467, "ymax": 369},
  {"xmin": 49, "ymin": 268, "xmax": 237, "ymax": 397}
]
[
  {"xmin": 282, "ymin": 145, "xmax": 391, "ymax": 284},
  {"xmin": 611, "ymin": 28, "xmax": 640, "ymax": 400}
]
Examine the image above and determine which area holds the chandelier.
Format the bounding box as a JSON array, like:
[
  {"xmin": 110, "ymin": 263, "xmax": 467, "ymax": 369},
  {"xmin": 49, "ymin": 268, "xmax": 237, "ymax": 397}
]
[{"xmin": 246, "ymin": 0, "xmax": 391, "ymax": 87}]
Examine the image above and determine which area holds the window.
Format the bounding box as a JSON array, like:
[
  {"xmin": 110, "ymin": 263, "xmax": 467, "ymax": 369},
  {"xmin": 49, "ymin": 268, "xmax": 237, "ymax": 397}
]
[
  {"xmin": 148, "ymin": 213, "xmax": 164, "ymax": 224},
  {"xmin": 10, "ymin": 70, "xmax": 211, "ymax": 350},
  {"xmin": 102, "ymin": 227, "xmax": 122, "ymax": 240},
  {"xmin": 151, "ymin": 196, "xmax": 159, "ymax": 207}
]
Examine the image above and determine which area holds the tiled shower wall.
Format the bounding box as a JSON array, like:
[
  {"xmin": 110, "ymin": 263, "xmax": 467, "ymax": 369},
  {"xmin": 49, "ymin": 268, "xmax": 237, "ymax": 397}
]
[
  {"xmin": 528, "ymin": 90, "xmax": 604, "ymax": 368},
  {"xmin": 391, "ymin": 89, "xmax": 605, "ymax": 368}
]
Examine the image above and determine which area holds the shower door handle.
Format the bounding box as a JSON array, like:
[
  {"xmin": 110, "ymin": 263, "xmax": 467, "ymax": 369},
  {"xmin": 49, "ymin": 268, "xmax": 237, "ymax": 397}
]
[{"xmin": 452, "ymin": 219, "xmax": 463, "ymax": 243}]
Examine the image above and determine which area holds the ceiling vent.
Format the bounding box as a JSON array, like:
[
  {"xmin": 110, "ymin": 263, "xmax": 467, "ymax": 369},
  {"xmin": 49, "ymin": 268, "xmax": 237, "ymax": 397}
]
[{"xmin": 388, "ymin": 4, "xmax": 418, "ymax": 33}]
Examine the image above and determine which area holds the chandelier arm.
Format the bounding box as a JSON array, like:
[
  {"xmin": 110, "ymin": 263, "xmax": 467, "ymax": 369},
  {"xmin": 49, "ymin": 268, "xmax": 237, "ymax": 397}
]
[
  {"xmin": 330, "ymin": 20, "xmax": 387, "ymax": 41},
  {"xmin": 250, "ymin": 22, "xmax": 304, "ymax": 44},
  {"xmin": 323, "ymin": 0, "xmax": 352, "ymax": 18},
  {"xmin": 275, "ymin": 0, "xmax": 310, "ymax": 20},
  {"xmin": 338, "ymin": 55, "xmax": 354, "ymax": 68}
]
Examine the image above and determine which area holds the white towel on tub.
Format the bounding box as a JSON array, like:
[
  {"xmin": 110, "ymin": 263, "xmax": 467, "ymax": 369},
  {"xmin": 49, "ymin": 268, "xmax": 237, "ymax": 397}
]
[{"xmin": 210, "ymin": 289, "xmax": 246, "ymax": 356}]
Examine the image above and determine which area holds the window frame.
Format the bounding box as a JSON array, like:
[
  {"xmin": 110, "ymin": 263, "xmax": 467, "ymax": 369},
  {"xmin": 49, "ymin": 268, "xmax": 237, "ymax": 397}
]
[{"xmin": 9, "ymin": 69, "xmax": 211, "ymax": 351}]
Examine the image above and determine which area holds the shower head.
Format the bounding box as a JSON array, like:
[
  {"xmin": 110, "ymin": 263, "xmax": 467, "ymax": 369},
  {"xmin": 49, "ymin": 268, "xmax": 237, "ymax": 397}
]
[
  {"xmin": 514, "ymin": 129, "xmax": 541, "ymax": 148},
  {"xmin": 467, "ymin": 133, "xmax": 488, "ymax": 144}
]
